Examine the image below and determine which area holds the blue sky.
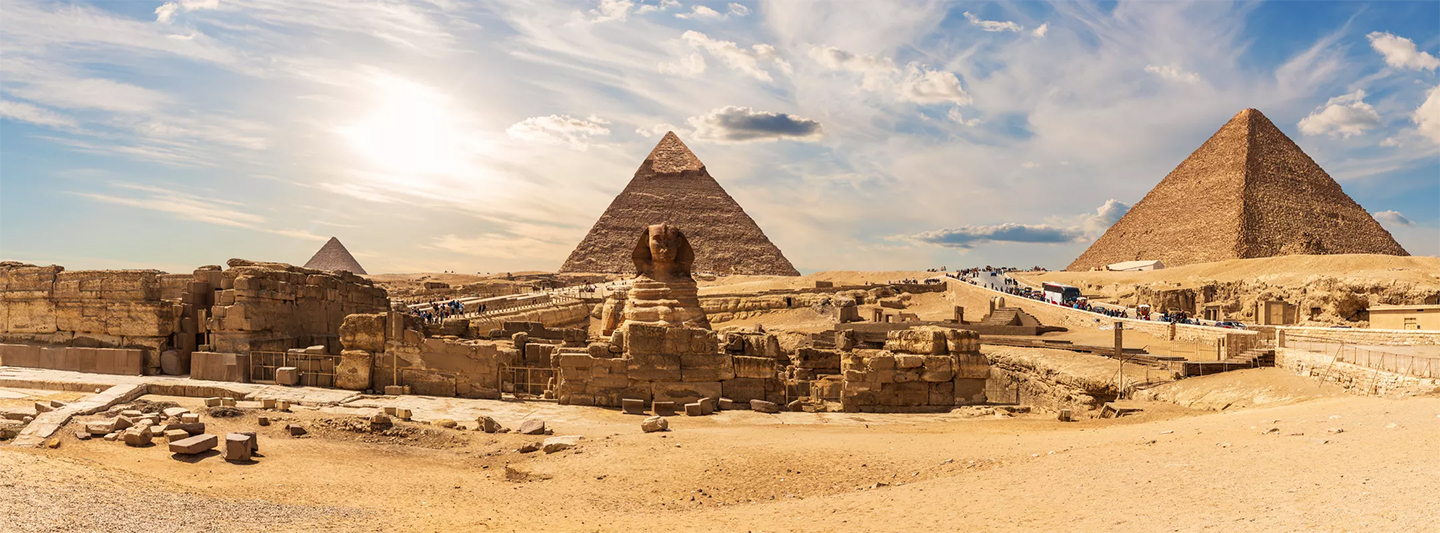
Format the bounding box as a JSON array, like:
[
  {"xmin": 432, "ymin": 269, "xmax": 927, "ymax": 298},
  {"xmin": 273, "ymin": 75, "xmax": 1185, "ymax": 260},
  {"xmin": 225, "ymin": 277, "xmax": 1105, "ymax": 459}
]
[{"xmin": 1, "ymin": 0, "xmax": 1436, "ymax": 274}]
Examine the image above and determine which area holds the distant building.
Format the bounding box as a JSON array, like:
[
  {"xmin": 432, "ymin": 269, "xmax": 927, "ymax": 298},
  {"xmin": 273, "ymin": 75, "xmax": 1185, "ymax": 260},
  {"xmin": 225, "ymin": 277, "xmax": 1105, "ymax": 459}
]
[
  {"xmin": 1106, "ymin": 260, "xmax": 1165, "ymax": 272},
  {"xmin": 1368, "ymin": 305, "xmax": 1440, "ymax": 330},
  {"xmin": 1255, "ymin": 299, "xmax": 1298, "ymax": 326}
]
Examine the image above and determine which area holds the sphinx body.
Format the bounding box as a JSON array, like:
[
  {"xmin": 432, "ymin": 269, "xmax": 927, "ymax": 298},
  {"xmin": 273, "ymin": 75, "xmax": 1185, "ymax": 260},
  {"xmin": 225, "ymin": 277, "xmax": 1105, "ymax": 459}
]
[{"xmin": 617, "ymin": 223, "xmax": 710, "ymax": 330}]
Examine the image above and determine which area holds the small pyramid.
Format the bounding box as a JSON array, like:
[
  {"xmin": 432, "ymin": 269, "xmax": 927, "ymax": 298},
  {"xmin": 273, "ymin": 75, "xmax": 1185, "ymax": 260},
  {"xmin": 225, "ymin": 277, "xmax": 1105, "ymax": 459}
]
[
  {"xmin": 1068, "ymin": 108, "xmax": 1408, "ymax": 271},
  {"xmin": 303, "ymin": 237, "xmax": 368, "ymax": 275},
  {"xmin": 560, "ymin": 132, "xmax": 799, "ymax": 276}
]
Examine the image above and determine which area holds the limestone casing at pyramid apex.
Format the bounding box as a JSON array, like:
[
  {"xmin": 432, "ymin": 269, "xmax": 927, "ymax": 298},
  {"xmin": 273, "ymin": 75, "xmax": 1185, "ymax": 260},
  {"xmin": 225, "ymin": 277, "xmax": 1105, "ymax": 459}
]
[{"xmin": 644, "ymin": 131, "xmax": 706, "ymax": 174}]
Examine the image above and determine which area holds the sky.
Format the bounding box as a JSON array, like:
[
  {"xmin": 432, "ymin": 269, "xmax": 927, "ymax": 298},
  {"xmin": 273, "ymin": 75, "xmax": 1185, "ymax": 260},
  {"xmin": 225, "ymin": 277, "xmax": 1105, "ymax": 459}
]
[{"xmin": 0, "ymin": 0, "xmax": 1437, "ymax": 275}]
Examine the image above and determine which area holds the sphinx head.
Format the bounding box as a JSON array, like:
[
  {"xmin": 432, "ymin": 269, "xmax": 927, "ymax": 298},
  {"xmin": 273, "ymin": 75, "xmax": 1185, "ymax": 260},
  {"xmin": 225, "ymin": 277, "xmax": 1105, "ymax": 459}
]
[{"xmin": 632, "ymin": 223, "xmax": 695, "ymax": 280}]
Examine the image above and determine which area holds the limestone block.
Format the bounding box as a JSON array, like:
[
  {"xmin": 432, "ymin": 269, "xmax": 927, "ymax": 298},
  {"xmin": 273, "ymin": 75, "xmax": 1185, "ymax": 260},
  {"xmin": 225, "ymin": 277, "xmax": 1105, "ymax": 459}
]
[
  {"xmin": 160, "ymin": 350, "xmax": 186, "ymax": 376},
  {"xmin": 275, "ymin": 367, "xmax": 300, "ymax": 386},
  {"xmin": 921, "ymin": 356, "xmax": 954, "ymax": 382},
  {"xmin": 641, "ymin": 416, "xmax": 668, "ymax": 433},
  {"xmin": 161, "ymin": 422, "xmax": 206, "ymax": 435},
  {"xmin": 542, "ymin": 435, "xmax": 582, "ymax": 453},
  {"xmin": 4, "ymin": 299, "xmax": 57, "ymax": 333},
  {"xmin": 954, "ymin": 354, "xmax": 990, "ymax": 380},
  {"xmin": 680, "ymin": 354, "xmax": 734, "ymax": 382},
  {"xmin": 224, "ymin": 433, "xmax": 255, "ymax": 462},
  {"xmin": 104, "ymin": 301, "xmax": 173, "ymax": 337},
  {"xmin": 954, "ymin": 378, "xmax": 986, "ymax": 405},
  {"xmin": 652, "ymin": 401, "xmax": 677, "ymax": 416},
  {"xmin": 928, "ymin": 381, "xmax": 955, "ymax": 406},
  {"xmin": 885, "ymin": 327, "xmax": 948, "ymax": 355},
  {"xmin": 624, "ymin": 323, "xmax": 667, "ymax": 356},
  {"xmin": 793, "ymin": 348, "xmax": 840, "ymax": 371},
  {"xmin": 336, "ymin": 350, "xmax": 373, "ymax": 391},
  {"xmin": 123, "ymin": 427, "xmax": 153, "ymax": 447},
  {"xmin": 626, "ymin": 353, "xmax": 681, "ymax": 382},
  {"xmin": 168, "ymin": 434, "xmax": 218, "ymax": 455},
  {"xmin": 652, "ymin": 381, "xmax": 720, "ymax": 406},
  {"xmin": 518, "ymin": 419, "xmax": 547, "ymax": 435},
  {"xmin": 944, "ymin": 328, "xmax": 980, "ymax": 353},
  {"xmin": 163, "ymin": 429, "xmax": 189, "ymax": 441},
  {"xmin": 895, "ymin": 354, "xmax": 925, "ymax": 369},
  {"xmin": 731, "ymin": 356, "xmax": 775, "ymax": 380},
  {"xmin": 721, "ymin": 377, "xmax": 767, "ymax": 403},
  {"xmin": 750, "ymin": 399, "xmax": 781, "ymax": 413},
  {"xmin": 684, "ymin": 402, "xmax": 703, "ymax": 416}
]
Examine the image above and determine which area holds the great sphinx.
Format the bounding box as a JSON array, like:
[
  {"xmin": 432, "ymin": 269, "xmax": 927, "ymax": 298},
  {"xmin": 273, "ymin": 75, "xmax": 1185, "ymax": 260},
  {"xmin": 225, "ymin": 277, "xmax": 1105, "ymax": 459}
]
[{"xmin": 607, "ymin": 223, "xmax": 711, "ymax": 332}]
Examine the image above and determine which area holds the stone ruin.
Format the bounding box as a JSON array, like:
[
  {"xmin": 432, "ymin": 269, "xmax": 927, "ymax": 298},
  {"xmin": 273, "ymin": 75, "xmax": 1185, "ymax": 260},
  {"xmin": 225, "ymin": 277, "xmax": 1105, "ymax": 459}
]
[{"xmin": 0, "ymin": 259, "xmax": 388, "ymax": 377}]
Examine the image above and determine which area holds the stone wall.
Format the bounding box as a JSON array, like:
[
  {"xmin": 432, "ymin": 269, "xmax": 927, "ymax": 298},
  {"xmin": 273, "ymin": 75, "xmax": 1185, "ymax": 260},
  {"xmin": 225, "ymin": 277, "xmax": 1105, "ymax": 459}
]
[
  {"xmin": 1275, "ymin": 326, "xmax": 1440, "ymax": 347},
  {"xmin": 835, "ymin": 327, "xmax": 987, "ymax": 412},
  {"xmin": 464, "ymin": 300, "xmax": 590, "ymax": 337},
  {"xmin": 340, "ymin": 312, "xmax": 532, "ymax": 398},
  {"xmin": 1275, "ymin": 347, "xmax": 1439, "ymax": 396},
  {"xmin": 208, "ymin": 259, "xmax": 389, "ymax": 354},
  {"xmin": 1, "ymin": 263, "xmax": 176, "ymax": 373},
  {"xmin": 0, "ymin": 343, "xmax": 144, "ymax": 375}
]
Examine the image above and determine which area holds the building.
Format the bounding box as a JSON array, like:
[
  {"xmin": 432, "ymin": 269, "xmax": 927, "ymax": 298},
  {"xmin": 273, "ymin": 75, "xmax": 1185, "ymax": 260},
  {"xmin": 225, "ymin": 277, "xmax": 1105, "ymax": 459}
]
[
  {"xmin": 1368, "ymin": 305, "xmax": 1440, "ymax": 330},
  {"xmin": 1106, "ymin": 260, "xmax": 1164, "ymax": 272}
]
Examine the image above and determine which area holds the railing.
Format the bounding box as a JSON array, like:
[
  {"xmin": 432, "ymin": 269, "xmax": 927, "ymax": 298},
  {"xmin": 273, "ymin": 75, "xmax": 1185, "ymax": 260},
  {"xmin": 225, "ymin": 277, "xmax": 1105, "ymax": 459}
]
[
  {"xmin": 249, "ymin": 351, "xmax": 341, "ymax": 387},
  {"xmin": 501, "ymin": 365, "xmax": 556, "ymax": 398},
  {"xmin": 1285, "ymin": 334, "xmax": 1438, "ymax": 379},
  {"xmin": 447, "ymin": 297, "xmax": 585, "ymax": 324}
]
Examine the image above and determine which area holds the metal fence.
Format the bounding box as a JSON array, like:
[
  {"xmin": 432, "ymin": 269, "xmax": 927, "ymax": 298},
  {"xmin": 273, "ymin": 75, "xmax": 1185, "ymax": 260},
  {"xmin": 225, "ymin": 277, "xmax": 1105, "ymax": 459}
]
[
  {"xmin": 501, "ymin": 365, "xmax": 556, "ymax": 398},
  {"xmin": 249, "ymin": 351, "xmax": 341, "ymax": 387},
  {"xmin": 1285, "ymin": 335, "xmax": 1439, "ymax": 379}
]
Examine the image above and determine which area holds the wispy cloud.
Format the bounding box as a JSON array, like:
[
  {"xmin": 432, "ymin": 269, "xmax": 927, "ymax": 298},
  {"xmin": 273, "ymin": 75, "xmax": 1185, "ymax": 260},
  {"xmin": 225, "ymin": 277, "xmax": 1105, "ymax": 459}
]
[
  {"xmin": 1367, "ymin": 31, "xmax": 1439, "ymax": 71},
  {"xmin": 506, "ymin": 115, "xmax": 611, "ymax": 150},
  {"xmin": 1371, "ymin": 210, "xmax": 1415, "ymax": 227},
  {"xmin": 686, "ymin": 106, "xmax": 823, "ymax": 142},
  {"xmin": 963, "ymin": 11, "xmax": 1022, "ymax": 33},
  {"xmin": 69, "ymin": 182, "xmax": 324, "ymax": 241}
]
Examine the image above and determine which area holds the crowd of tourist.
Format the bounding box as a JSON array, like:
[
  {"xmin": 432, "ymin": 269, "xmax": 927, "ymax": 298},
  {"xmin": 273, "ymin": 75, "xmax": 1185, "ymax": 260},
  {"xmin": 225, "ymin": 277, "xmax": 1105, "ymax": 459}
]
[{"xmin": 411, "ymin": 298, "xmax": 482, "ymax": 324}]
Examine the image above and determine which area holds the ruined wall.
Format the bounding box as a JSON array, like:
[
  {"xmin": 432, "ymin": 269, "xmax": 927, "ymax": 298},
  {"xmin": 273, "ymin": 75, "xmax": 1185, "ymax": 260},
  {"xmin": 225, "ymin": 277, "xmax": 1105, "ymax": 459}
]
[
  {"xmin": 1, "ymin": 263, "xmax": 176, "ymax": 373},
  {"xmin": 208, "ymin": 259, "xmax": 389, "ymax": 354},
  {"xmin": 836, "ymin": 327, "xmax": 988, "ymax": 412},
  {"xmin": 1275, "ymin": 347, "xmax": 1439, "ymax": 396},
  {"xmin": 464, "ymin": 300, "xmax": 590, "ymax": 337},
  {"xmin": 339, "ymin": 312, "xmax": 518, "ymax": 398},
  {"xmin": 1276, "ymin": 326, "xmax": 1440, "ymax": 347}
]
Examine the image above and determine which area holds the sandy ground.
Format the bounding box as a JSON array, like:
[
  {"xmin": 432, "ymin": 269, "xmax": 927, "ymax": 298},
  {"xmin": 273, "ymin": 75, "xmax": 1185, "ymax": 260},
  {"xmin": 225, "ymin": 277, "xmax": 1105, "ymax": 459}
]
[{"xmin": 3, "ymin": 375, "xmax": 1438, "ymax": 533}]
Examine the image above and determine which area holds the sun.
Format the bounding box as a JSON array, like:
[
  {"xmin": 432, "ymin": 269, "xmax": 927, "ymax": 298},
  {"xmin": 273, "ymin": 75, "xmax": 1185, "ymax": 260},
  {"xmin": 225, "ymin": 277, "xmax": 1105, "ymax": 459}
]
[{"xmin": 338, "ymin": 75, "xmax": 467, "ymax": 175}]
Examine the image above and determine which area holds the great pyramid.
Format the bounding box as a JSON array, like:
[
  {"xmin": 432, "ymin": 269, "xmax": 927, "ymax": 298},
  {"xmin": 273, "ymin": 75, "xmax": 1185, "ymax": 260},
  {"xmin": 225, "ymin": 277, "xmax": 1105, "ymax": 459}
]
[
  {"xmin": 1068, "ymin": 108, "xmax": 1408, "ymax": 271},
  {"xmin": 303, "ymin": 237, "xmax": 368, "ymax": 275},
  {"xmin": 560, "ymin": 132, "xmax": 799, "ymax": 276}
]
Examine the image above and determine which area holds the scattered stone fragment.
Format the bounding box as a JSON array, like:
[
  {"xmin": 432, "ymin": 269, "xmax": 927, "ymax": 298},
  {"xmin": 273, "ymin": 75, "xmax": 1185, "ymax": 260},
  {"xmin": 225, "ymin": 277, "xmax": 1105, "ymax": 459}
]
[
  {"xmin": 164, "ymin": 429, "xmax": 189, "ymax": 441},
  {"xmin": 275, "ymin": 367, "xmax": 301, "ymax": 386},
  {"xmin": 542, "ymin": 435, "xmax": 582, "ymax": 453},
  {"xmin": 476, "ymin": 416, "xmax": 503, "ymax": 433},
  {"xmin": 750, "ymin": 400, "xmax": 780, "ymax": 414},
  {"xmin": 518, "ymin": 419, "xmax": 547, "ymax": 435},
  {"xmin": 162, "ymin": 407, "xmax": 189, "ymax": 418},
  {"xmin": 73, "ymin": 431, "xmax": 91, "ymax": 441},
  {"xmin": 123, "ymin": 427, "xmax": 153, "ymax": 447},
  {"xmin": 370, "ymin": 414, "xmax": 393, "ymax": 431},
  {"xmin": 33, "ymin": 402, "xmax": 54, "ymax": 414},
  {"xmin": 786, "ymin": 400, "xmax": 803, "ymax": 412},
  {"xmin": 257, "ymin": 415, "xmax": 271, "ymax": 426},
  {"xmin": 169, "ymin": 434, "xmax": 218, "ymax": 455},
  {"xmin": 224, "ymin": 433, "xmax": 255, "ymax": 462},
  {"xmin": 1058, "ymin": 409, "xmax": 1073, "ymax": 422},
  {"xmin": 286, "ymin": 424, "xmax": 307, "ymax": 436},
  {"xmin": 49, "ymin": 400, "xmax": 65, "ymax": 408},
  {"xmin": 642, "ymin": 416, "xmax": 669, "ymax": 433},
  {"xmin": 162, "ymin": 422, "xmax": 206, "ymax": 435},
  {"xmin": 86, "ymin": 421, "xmax": 113, "ymax": 435},
  {"xmin": 120, "ymin": 409, "xmax": 144, "ymax": 418},
  {"xmin": 717, "ymin": 398, "xmax": 734, "ymax": 410},
  {"xmin": 435, "ymin": 418, "xmax": 457, "ymax": 429},
  {"xmin": 384, "ymin": 385, "xmax": 407, "ymax": 395},
  {"xmin": 653, "ymin": 401, "xmax": 677, "ymax": 416},
  {"xmin": 1326, "ymin": 428, "xmax": 1344, "ymax": 434},
  {"xmin": 205, "ymin": 397, "xmax": 222, "ymax": 407},
  {"xmin": 684, "ymin": 403, "xmax": 703, "ymax": 416},
  {"xmin": 699, "ymin": 398, "xmax": 715, "ymax": 416},
  {"xmin": 517, "ymin": 442, "xmax": 541, "ymax": 454},
  {"xmin": 180, "ymin": 413, "xmax": 200, "ymax": 424},
  {"xmin": 1262, "ymin": 427, "xmax": 1279, "ymax": 435},
  {"xmin": 103, "ymin": 432, "xmax": 119, "ymax": 441},
  {"xmin": 221, "ymin": 398, "xmax": 238, "ymax": 407},
  {"xmin": 113, "ymin": 416, "xmax": 134, "ymax": 431},
  {"xmin": 621, "ymin": 398, "xmax": 646, "ymax": 415},
  {"xmin": 261, "ymin": 399, "xmax": 277, "ymax": 409}
]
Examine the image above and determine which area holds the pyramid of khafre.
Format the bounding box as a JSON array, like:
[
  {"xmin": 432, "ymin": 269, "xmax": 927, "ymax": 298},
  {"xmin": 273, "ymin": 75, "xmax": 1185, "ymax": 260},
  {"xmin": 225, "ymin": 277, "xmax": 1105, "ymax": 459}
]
[
  {"xmin": 1068, "ymin": 108, "xmax": 1408, "ymax": 271},
  {"xmin": 303, "ymin": 237, "xmax": 368, "ymax": 275},
  {"xmin": 560, "ymin": 132, "xmax": 800, "ymax": 276}
]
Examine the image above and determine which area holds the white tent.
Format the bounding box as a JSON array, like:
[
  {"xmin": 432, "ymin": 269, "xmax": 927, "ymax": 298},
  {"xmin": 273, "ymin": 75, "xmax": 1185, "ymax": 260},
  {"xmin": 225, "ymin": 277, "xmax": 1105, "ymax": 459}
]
[{"xmin": 1106, "ymin": 260, "xmax": 1165, "ymax": 272}]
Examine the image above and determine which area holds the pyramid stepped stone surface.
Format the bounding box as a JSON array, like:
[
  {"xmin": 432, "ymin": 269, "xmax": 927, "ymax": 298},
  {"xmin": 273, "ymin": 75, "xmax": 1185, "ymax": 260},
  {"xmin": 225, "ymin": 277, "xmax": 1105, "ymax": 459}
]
[
  {"xmin": 560, "ymin": 132, "xmax": 800, "ymax": 276},
  {"xmin": 303, "ymin": 237, "xmax": 368, "ymax": 275},
  {"xmin": 1068, "ymin": 108, "xmax": 1408, "ymax": 271}
]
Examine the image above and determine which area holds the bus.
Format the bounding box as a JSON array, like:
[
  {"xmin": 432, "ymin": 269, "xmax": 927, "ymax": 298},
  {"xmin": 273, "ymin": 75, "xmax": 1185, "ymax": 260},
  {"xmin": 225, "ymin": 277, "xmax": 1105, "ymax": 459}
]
[{"xmin": 1041, "ymin": 282, "xmax": 1081, "ymax": 305}]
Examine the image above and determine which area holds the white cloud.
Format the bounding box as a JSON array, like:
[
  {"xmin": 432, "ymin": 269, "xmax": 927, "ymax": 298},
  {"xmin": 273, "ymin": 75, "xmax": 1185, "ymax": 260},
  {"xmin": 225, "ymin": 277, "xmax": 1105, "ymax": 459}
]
[
  {"xmin": 676, "ymin": 5, "xmax": 723, "ymax": 20},
  {"xmin": 1414, "ymin": 84, "xmax": 1440, "ymax": 144},
  {"xmin": 947, "ymin": 107, "xmax": 979, "ymax": 126},
  {"xmin": 678, "ymin": 31, "xmax": 788, "ymax": 82},
  {"xmin": 810, "ymin": 46, "xmax": 971, "ymax": 105},
  {"xmin": 1031, "ymin": 23, "xmax": 1049, "ymax": 38},
  {"xmin": 0, "ymin": 100, "xmax": 76, "ymax": 128},
  {"xmin": 155, "ymin": 0, "xmax": 220, "ymax": 24},
  {"xmin": 686, "ymin": 106, "xmax": 822, "ymax": 142},
  {"xmin": 1144, "ymin": 64, "xmax": 1201, "ymax": 83},
  {"xmin": 506, "ymin": 114, "xmax": 611, "ymax": 150},
  {"xmin": 728, "ymin": 3, "xmax": 750, "ymax": 17},
  {"xmin": 635, "ymin": 0, "xmax": 680, "ymax": 14},
  {"xmin": 1367, "ymin": 31, "xmax": 1440, "ymax": 71},
  {"xmin": 1298, "ymin": 90, "xmax": 1382, "ymax": 138},
  {"xmin": 963, "ymin": 11, "xmax": 1022, "ymax": 33},
  {"xmin": 589, "ymin": 0, "xmax": 634, "ymax": 23},
  {"xmin": 657, "ymin": 52, "xmax": 706, "ymax": 76},
  {"xmin": 636, "ymin": 123, "xmax": 680, "ymax": 138},
  {"xmin": 1371, "ymin": 210, "xmax": 1415, "ymax": 227},
  {"xmin": 904, "ymin": 199, "xmax": 1129, "ymax": 249}
]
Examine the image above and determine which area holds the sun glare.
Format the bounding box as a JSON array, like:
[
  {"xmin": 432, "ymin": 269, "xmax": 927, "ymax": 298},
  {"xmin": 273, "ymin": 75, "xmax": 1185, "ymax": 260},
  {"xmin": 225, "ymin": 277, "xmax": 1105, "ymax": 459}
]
[{"xmin": 339, "ymin": 75, "xmax": 468, "ymax": 175}]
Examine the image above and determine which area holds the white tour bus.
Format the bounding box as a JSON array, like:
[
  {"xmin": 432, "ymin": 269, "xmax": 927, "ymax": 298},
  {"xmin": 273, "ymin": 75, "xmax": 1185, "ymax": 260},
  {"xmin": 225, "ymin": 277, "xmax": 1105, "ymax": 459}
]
[{"xmin": 1041, "ymin": 282, "xmax": 1082, "ymax": 305}]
